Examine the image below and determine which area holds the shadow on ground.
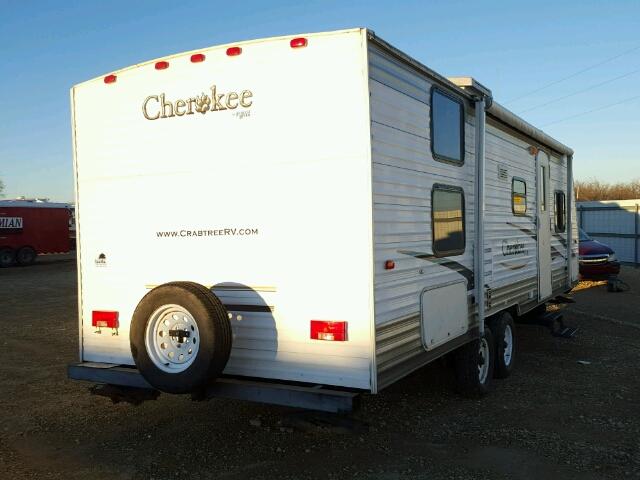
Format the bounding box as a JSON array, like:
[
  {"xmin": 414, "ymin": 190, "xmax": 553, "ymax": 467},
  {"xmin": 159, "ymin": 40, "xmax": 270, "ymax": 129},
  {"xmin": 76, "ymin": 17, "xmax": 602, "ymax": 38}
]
[{"xmin": 0, "ymin": 258, "xmax": 638, "ymax": 479}]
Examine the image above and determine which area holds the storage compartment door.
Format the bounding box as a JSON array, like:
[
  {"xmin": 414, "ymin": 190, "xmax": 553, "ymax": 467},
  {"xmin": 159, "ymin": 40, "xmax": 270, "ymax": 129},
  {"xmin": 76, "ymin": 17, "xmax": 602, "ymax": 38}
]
[{"xmin": 420, "ymin": 279, "xmax": 468, "ymax": 351}]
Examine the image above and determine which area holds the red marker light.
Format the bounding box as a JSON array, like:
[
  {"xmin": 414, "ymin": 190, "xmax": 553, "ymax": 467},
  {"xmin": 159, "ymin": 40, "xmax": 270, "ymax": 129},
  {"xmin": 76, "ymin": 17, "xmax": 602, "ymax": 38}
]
[
  {"xmin": 190, "ymin": 53, "xmax": 206, "ymax": 63},
  {"xmin": 103, "ymin": 74, "xmax": 117, "ymax": 84},
  {"xmin": 290, "ymin": 37, "xmax": 308, "ymax": 48},
  {"xmin": 92, "ymin": 311, "xmax": 119, "ymax": 329},
  {"xmin": 155, "ymin": 61, "xmax": 169, "ymax": 70},
  {"xmin": 310, "ymin": 320, "xmax": 347, "ymax": 341},
  {"xmin": 384, "ymin": 260, "xmax": 395, "ymax": 270},
  {"xmin": 226, "ymin": 46, "xmax": 242, "ymax": 56}
]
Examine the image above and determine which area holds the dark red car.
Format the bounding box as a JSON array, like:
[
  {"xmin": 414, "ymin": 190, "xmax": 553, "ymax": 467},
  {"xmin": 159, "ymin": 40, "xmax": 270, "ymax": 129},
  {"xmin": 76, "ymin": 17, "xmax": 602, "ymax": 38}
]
[{"xmin": 578, "ymin": 228, "xmax": 620, "ymax": 278}]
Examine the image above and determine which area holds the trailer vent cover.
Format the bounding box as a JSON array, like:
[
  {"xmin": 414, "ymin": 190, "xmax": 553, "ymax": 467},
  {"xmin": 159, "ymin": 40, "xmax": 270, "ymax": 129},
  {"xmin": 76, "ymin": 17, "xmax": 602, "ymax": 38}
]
[{"xmin": 498, "ymin": 164, "xmax": 508, "ymax": 181}]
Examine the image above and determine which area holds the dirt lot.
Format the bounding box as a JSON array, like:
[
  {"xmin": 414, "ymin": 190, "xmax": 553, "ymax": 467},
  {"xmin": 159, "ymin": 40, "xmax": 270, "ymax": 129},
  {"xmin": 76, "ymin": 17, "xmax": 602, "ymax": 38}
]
[{"xmin": 1, "ymin": 257, "xmax": 639, "ymax": 480}]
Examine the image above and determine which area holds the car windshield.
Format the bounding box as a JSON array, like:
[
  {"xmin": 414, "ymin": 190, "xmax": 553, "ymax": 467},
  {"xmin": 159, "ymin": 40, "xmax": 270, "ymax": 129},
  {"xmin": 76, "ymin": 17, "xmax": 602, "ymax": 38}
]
[{"xmin": 579, "ymin": 228, "xmax": 592, "ymax": 242}]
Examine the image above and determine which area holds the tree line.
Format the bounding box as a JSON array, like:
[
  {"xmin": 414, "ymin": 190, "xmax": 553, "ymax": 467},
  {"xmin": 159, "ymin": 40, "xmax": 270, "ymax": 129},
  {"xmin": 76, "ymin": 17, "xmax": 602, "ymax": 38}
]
[{"xmin": 575, "ymin": 179, "xmax": 640, "ymax": 201}]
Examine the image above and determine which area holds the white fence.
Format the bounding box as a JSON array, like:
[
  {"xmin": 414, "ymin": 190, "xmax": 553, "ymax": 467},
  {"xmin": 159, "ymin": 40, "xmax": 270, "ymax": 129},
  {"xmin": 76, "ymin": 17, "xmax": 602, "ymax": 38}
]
[{"xmin": 577, "ymin": 199, "xmax": 640, "ymax": 265}]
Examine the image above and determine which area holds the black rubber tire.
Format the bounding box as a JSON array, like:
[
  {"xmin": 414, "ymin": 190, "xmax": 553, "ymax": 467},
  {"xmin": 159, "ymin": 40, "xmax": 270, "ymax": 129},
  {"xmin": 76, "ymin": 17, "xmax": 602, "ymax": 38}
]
[
  {"xmin": 488, "ymin": 312, "xmax": 516, "ymax": 379},
  {"xmin": 0, "ymin": 247, "xmax": 15, "ymax": 267},
  {"xmin": 453, "ymin": 327, "xmax": 495, "ymax": 398},
  {"xmin": 16, "ymin": 246, "xmax": 37, "ymax": 266},
  {"xmin": 130, "ymin": 281, "xmax": 232, "ymax": 394}
]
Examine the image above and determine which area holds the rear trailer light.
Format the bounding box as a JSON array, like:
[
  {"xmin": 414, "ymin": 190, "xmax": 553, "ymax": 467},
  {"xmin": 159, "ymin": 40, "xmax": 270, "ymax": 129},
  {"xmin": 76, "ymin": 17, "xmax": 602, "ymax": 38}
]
[
  {"xmin": 290, "ymin": 37, "xmax": 308, "ymax": 48},
  {"xmin": 155, "ymin": 61, "xmax": 169, "ymax": 70},
  {"xmin": 103, "ymin": 74, "xmax": 117, "ymax": 84},
  {"xmin": 92, "ymin": 311, "xmax": 119, "ymax": 329},
  {"xmin": 226, "ymin": 46, "xmax": 242, "ymax": 56},
  {"xmin": 190, "ymin": 53, "xmax": 206, "ymax": 63},
  {"xmin": 310, "ymin": 320, "xmax": 347, "ymax": 341}
]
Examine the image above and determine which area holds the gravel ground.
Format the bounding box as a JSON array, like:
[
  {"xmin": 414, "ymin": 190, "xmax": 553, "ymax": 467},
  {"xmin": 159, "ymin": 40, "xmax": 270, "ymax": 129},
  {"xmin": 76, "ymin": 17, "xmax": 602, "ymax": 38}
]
[{"xmin": 0, "ymin": 257, "xmax": 638, "ymax": 479}]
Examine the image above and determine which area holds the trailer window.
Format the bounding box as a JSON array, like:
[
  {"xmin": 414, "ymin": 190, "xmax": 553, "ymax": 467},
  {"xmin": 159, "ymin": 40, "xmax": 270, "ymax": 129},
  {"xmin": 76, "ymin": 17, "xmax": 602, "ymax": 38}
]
[
  {"xmin": 540, "ymin": 165, "xmax": 547, "ymax": 211},
  {"xmin": 431, "ymin": 88, "xmax": 464, "ymax": 165},
  {"xmin": 432, "ymin": 185, "xmax": 465, "ymax": 257},
  {"xmin": 555, "ymin": 191, "xmax": 566, "ymax": 232},
  {"xmin": 512, "ymin": 178, "xmax": 527, "ymax": 215}
]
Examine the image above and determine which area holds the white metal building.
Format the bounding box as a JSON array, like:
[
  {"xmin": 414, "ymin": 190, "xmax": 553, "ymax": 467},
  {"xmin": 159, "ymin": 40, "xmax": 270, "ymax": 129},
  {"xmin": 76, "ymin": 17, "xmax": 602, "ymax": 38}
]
[{"xmin": 578, "ymin": 199, "xmax": 640, "ymax": 264}]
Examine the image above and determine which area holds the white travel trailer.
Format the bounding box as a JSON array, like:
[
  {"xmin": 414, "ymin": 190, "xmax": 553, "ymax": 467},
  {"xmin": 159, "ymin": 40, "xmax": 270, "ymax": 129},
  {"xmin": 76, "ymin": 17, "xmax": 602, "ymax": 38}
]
[{"xmin": 68, "ymin": 28, "xmax": 578, "ymax": 412}]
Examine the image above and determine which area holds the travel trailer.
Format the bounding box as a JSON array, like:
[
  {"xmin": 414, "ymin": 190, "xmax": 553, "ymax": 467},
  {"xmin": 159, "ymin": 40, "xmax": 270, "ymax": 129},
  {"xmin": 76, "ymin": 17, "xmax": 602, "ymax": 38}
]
[
  {"xmin": 68, "ymin": 28, "xmax": 577, "ymax": 412},
  {"xmin": 0, "ymin": 200, "xmax": 72, "ymax": 266}
]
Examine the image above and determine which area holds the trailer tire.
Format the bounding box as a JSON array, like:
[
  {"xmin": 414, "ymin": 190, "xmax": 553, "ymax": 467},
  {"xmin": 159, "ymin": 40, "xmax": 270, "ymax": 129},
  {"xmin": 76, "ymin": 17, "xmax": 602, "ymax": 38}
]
[
  {"xmin": 16, "ymin": 246, "xmax": 37, "ymax": 266},
  {"xmin": 453, "ymin": 327, "xmax": 495, "ymax": 397},
  {"xmin": 130, "ymin": 281, "xmax": 232, "ymax": 394},
  {"xmin": 488, "ymin": 312, "xmax": 515, "ymax": 379},
  {"xmin": 0, "ymin": 247, "xmax": 15, "ymax": 267}
]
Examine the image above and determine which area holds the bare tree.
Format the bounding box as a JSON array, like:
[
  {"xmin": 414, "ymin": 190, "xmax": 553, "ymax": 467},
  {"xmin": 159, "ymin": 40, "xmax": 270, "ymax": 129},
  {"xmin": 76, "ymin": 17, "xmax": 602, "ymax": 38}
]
[
  {"xmin": 575, "ymin": 178, "xmax": 640, "ymax": 201},
  {"xmin": 0, "ymin": 178, "xmax": 4, "ymax": 198}
]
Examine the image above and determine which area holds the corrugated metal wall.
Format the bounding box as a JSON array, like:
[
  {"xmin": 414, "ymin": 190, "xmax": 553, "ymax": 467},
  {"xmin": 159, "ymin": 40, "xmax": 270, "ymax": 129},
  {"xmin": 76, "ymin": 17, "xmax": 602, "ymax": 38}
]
[{"xmin": 577, "ymin": 199, "xmax": 640, "ymax": 265}]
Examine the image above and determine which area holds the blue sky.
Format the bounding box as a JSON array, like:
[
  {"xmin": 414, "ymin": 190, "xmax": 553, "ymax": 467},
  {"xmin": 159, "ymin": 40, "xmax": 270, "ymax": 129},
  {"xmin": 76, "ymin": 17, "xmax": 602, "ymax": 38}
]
[{"xmin": 1, "ymin": 0, "xmax": 638, "ymax": 202}]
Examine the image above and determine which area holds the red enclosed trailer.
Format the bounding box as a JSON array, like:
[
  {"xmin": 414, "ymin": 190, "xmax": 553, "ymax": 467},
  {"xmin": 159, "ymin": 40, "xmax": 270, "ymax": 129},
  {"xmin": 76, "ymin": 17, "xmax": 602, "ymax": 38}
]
[{"xmin": 0, "ymin": 200, "xmax": 71, "ymax": 267}]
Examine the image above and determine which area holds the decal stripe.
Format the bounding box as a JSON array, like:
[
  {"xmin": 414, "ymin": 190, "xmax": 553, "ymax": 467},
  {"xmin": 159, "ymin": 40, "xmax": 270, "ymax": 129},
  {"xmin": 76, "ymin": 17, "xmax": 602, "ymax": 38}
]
[
  {"xmin": 225, "ymin": 304, "xmax": 274, "ymax": 313},
  {"xmin": 145, "ymin": 284, "xmax": 277, "ymax": 292},
  {"xmin": 507, "ymin": 222, "xmax": 537, "ymax": 240},
  {"xmin": 500, "ymin": 261, "xmax": 527, "ymax": 270},
  {"xmin": 397, "ymin": 250, "xmax": 474, "ymax": 290},
  {"xmin": 507, "ymin": 222, "xmax": 566, "ymax": 260},
  {"xmin": 553, "ymin": 233, "xmax": 568, "ymax": 248}
]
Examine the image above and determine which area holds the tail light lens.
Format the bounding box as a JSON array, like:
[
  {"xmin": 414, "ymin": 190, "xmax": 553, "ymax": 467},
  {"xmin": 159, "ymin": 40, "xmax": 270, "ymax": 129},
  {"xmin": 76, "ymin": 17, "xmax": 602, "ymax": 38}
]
[
  {"xmin": 103, "ymin": 74, "xmax": 117, "ymax": 84},
  {"xmin": 190, "ymin": 53, "xmax": 206, "ymax": 63},
  {"xmin": 155, "ymin": 61, "xmax": 169, "ymax": 70},
  {"xmin": 92, "ymin": 311, "xmax": 119, "ymax": 329},
  {"xmin": 226, "ymin": 46, "xmax": 242, "ymax": 56},
  {"xmin": 310, "ymin": 320, "xmax": 347, "ymax": 341}
]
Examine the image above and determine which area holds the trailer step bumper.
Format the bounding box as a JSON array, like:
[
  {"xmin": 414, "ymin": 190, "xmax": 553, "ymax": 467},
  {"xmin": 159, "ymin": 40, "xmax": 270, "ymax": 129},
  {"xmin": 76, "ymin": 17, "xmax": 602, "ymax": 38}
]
[{"xmin": 67, "ymin": 362, "xmax": 359, "ymax": 413}]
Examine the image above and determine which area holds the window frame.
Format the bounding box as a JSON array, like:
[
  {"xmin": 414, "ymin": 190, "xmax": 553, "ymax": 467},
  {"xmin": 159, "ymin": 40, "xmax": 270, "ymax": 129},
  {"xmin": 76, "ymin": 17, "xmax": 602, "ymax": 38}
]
[
  {"xmin": 540, "ymin": 165, "xmax": 548, "ymax": 212},
  {"xmin": 511, "ymin": 177, "xmax": 527, "ymax": 216},
  {"xmin": 431, "ymin": 183, "xmax": 466, "ymax": 257},
  {"xmin": 430, "ymin": 87, "xmax": 465, "ymax": 166},
  {"xmin": 554, "ymin": 190, "xmax": 567, "ymax": 233}
]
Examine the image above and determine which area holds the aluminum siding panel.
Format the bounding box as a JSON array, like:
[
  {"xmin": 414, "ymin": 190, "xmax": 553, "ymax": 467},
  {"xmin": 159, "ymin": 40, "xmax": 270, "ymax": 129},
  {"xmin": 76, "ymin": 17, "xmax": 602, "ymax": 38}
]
[{"xmin": 368, "ymin": 43, "xmax": 477, "ymax": 388}]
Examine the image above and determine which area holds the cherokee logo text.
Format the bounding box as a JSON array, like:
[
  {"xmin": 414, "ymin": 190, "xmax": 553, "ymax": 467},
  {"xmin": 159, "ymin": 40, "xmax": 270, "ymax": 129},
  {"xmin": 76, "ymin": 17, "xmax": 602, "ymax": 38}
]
[{"xmin": 142, "ymin": 85, "xmax": 253, "ymax": 120}]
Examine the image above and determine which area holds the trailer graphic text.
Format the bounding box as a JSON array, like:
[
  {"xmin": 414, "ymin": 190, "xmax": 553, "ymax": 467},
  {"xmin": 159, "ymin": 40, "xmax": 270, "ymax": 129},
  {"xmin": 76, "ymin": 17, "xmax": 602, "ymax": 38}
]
[
  {"xmin": 156, "ymin": 228, "xmax": 259, "ymax": 238},
  {"xmin": 501, "ymin": 239, "xmax": 527, "ymax": 256},
  {"xmin": 0, "ymin": 217, "xmax": 23, "ymax": 229},
  {"xmin": 143, "ymin": 85, "xmax": 253, "ymax": 120}
]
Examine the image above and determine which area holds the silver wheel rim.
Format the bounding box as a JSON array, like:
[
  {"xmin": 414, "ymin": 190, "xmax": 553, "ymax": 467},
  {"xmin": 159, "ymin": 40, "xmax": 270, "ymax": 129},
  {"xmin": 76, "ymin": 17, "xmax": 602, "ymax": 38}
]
[
  {"xmin": 145, "ymin": 304, "xmax": 200, "ymax": 373},
  {"xmin": 478, "ymin": 337, "xmax": 490, "ymax": 384},
  {"xmin": 503, "ymin": 324, "xmax": 514, "ymax": 366}
]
